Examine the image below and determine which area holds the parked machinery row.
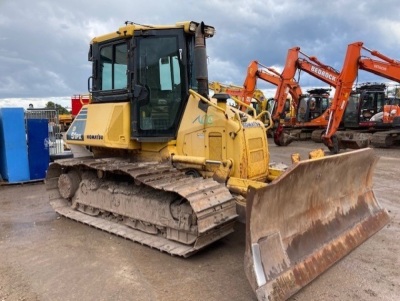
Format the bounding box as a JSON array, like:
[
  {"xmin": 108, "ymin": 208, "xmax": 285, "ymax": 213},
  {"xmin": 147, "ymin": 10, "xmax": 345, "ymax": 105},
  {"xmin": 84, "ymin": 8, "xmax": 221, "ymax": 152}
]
[{"xmin": 211, "ymin": 42, "xmax": 400, "ymax": 152}]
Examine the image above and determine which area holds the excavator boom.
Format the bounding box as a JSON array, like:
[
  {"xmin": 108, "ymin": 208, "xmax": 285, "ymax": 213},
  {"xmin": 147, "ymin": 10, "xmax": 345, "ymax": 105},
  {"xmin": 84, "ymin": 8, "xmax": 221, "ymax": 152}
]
[
  {"xmin": 273, "ymin": 47, "xmax": 339, "ymax": 121},
  {"xmin": 208, "ymin": 81, "xmax": 267, "ymax": 103},
  {"xmin": 241, "ymin": 60, "xmax": 302, "ymax": 116}
]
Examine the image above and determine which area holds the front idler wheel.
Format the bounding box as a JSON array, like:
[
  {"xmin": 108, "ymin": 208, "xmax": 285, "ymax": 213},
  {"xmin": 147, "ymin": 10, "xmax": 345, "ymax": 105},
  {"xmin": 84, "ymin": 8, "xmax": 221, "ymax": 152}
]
[{"xmin": 58, "ymin": 170, "xmax": 81, "ymax": 199}]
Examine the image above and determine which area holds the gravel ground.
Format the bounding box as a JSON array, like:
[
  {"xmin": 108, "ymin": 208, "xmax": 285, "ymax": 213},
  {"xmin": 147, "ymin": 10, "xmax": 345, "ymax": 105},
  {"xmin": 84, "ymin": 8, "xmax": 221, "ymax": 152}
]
[{"xmin": 0, "ymin": 139, "xmax": 399, "ymax": 301}]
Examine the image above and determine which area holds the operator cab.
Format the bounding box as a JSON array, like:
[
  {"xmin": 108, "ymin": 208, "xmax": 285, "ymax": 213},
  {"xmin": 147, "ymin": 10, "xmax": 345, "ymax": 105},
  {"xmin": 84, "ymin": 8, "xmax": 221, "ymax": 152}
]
[
  {"xmin": 268, "ymin": 98, "xmax": 292, "ymax": 120},
  {"xmin": 343, "ymin": 83, "xmax": 386, "ymax": 128},
  {"xmin": 87, "ymin": 21, "xmax": 214, "ymax": 142},
  {"xmin": 296, "ymin": 88, "xmax": 330, "ymax": 122}
]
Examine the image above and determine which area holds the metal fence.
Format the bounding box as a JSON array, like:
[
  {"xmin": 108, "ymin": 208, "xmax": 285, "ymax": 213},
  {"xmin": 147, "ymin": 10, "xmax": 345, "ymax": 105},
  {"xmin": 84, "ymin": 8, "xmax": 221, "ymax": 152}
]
[{"xmin": 25, "ymin": 109, "xmax": 64, "ymax": 155}]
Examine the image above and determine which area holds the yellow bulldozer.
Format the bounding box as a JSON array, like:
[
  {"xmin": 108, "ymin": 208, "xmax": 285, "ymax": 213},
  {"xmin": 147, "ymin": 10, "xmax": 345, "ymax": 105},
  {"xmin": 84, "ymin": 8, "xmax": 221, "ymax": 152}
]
[{"xmin": 45, "ymin": 21, "xmax": 389, "ymax": 301}]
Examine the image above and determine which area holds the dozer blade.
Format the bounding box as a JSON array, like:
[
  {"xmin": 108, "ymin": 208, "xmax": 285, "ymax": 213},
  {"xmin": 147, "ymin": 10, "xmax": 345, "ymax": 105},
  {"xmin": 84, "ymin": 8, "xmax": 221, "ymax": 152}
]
[{"xmin": 244, "ymin": 148, "xmax": 390, "ymax": 301}]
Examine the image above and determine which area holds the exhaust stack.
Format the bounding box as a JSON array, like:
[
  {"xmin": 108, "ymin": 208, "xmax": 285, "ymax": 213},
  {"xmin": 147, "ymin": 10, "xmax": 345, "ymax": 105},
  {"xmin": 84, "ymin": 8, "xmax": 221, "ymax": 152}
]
[{"xmin": 194, "ymin": 22, "xmax": 209, "ymax": 98}]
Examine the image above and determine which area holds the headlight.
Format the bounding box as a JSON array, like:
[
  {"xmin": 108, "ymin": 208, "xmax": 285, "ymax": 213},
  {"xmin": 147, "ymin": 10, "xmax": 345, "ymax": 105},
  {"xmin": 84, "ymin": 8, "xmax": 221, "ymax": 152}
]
[
  {"xmin": 203, "ymin": 26, "xmax": 215, "ymax": 37},
  {"xmin": 188, "ymin": 21, "xmax": 215, "ymax": 37},
  {"xmin": 189, "ymin": 22, "xmax": 197, "ymax": 32}
]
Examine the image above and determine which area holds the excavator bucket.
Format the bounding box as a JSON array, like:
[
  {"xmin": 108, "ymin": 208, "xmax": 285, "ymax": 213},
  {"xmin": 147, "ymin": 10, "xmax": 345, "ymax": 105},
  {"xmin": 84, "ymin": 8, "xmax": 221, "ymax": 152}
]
[
  {"xmin": 337, "ymin": 132, "xmax": 371, "ymax": 150},
  {"xmin": 244, "ymin": 148, "xmax": 389, "ymax": 301}
]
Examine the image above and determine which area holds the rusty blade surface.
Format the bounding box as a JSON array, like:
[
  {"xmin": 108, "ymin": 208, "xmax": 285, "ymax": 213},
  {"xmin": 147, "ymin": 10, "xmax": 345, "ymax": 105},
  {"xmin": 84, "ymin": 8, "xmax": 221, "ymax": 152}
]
[{"xmin": 244, "ymin": 148, "xmax": 390, "ymax": 301}]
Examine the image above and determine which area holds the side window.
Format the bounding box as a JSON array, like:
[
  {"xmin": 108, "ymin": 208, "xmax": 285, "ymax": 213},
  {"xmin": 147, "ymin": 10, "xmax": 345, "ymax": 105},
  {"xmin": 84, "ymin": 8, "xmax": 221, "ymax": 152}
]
[
  {"xmin": 284, "ymin": 99, "xmax": 290, "ymax": 112},
  {"xmin": 345, "ymin": 94, "xmax": 360, "ymax": 115},
  {"xmin": 114, "ymin": 44, "xmax": 127, "ymax": 89},
  {"xmin": 267, "ymin": 99, "xmax": 275, "ymax": 114},
  {"xmin": 376, "ymin": 93, "xmax": 384, "ymax": 112},
  {"xmin": 321, "ymin": 97, "xmax": 329, "ymax": 111},
  {"xmin": 100, "ymin": 46, "xmax": 112, "ymax": 90},
  {"xmin": 297, "ymin": 97, "xmax": 308, "ymax": 122},
  {"xmin": 100, "ymin": 43, "xmax": 127, "ymax": 91}
]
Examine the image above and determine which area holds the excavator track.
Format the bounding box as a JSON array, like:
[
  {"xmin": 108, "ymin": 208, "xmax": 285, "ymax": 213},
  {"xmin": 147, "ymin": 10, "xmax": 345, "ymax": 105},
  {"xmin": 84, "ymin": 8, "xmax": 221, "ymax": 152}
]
[
  {"xmin": 46, "ymin": 157, "xmax": 238, "ymax": 257},
  {"xmin": 370, "ymin": 130, "xmax": 399, "ymax": 148}
]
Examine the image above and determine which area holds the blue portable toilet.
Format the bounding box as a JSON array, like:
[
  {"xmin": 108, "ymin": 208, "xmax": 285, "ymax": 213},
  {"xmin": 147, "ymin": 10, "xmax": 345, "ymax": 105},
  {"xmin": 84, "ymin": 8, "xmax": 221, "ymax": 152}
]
[{"xmin": 0, "ymin": 108, "xmax": 30, "ymax": 182}]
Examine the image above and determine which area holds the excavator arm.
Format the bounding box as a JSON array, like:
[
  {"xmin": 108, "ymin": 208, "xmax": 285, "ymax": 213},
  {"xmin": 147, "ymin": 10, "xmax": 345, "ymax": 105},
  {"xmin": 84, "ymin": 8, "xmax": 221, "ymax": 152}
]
[
  {"xmin": 242, "ymin": 60, "xmax": 302, "ymax": 106},
  {"xmin": 273, "ymin": 47, "xmax": 339, "ymax": 121},
  {"xmin": 239, "ymin": 60, "xmax": 302, "ymax": 120},
  {"xmin": 359, "ymin": 49, "xmax": 400, "ymax": 82},
  {"xmin": 272, "ymin": 48, "xmax": 302, "ymax": 121},
  {"xmin": 208, "ymin": 81, "xmax": 266, "ymax": 103},
  {"xmin": 296, "ymin": 57, "xmax": 339, "ymax": 87},
  {"xmin": 209, "ymin": 60, "xmax": 301, "ymax": 116}
]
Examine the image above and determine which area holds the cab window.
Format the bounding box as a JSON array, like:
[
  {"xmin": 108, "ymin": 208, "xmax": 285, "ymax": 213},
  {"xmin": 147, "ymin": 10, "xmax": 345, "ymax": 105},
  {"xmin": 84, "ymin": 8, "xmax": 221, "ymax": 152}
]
[{"xmin": 100, "ymin": 43, "xmax": 127, "ymax": 90}]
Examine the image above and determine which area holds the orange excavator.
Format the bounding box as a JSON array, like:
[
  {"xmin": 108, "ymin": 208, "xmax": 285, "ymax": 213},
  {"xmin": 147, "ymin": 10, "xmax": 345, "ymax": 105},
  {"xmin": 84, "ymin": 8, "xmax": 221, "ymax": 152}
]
[
  {"xmin": 322, "ymin": 41, "xmax": 400, "ymax": 152},
  {"xmin": 241, "ymin": 61, "xmax": 302, "ymax": 118},
  {"xmin": 360, "ymin": 88, "xmax": 400, "ymax": 149},
  {"xmin": 244, "ymin": 48, "xmax": 339, "ymax": 146},
  {"xmin": 209, "ymin": 65, "xmax": 299, "ymax": 129}
]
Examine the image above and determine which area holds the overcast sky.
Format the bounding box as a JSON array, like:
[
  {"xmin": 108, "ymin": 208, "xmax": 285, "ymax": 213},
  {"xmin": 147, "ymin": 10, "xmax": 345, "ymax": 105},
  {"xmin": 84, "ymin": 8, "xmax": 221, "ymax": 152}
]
[{"xmin": 1, "ymin": 0, "xmax": 400, "ymax": 108}]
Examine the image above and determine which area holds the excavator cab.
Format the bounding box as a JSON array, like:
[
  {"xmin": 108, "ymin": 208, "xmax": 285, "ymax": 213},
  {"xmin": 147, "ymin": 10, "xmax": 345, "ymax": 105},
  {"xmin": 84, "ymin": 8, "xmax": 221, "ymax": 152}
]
[
  {"xmin": 296, "ymin": 89, "xmax": 330, "ymax": 122},
  {"xmin": 343, "ymin": 83, "xmax": 386, "ymax": 128},
  {"xmin": 266, "ymin": 98, "xmax": 276, "ymax": 114}
]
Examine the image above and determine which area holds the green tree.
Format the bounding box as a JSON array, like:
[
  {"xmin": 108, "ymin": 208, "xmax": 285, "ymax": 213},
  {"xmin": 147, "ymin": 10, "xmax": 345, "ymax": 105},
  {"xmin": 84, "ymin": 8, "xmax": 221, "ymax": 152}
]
[
  {"xmin": 45, "ymin": 101, "xmax": 70, "ymax": 114},
  {"xmin": 395, "ymin": 87, "xmax": 400, "ymax": 98}
]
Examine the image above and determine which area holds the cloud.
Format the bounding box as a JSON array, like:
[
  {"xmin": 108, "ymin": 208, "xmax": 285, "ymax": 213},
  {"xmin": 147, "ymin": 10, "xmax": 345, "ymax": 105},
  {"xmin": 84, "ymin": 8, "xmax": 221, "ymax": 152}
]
[
  {"xmin": 0, "ymin": 0, "xmax": 399, "ymax": 102},
  {"xmin": 0, "ymin": 96, "xmax": 71, "ymax": 110}
]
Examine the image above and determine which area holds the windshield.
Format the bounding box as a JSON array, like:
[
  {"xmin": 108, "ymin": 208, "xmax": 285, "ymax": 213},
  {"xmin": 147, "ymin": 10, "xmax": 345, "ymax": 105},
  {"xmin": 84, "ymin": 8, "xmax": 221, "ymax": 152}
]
[
  {"xmin": 360, "ymin": 94, "xmax": 375, "ymax": 110},
  {"xmin": 346, "ymin": 94, "xmax": 359, "ymax": 114}
]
